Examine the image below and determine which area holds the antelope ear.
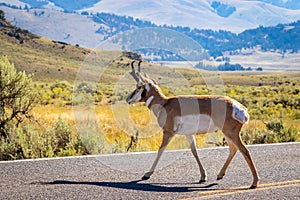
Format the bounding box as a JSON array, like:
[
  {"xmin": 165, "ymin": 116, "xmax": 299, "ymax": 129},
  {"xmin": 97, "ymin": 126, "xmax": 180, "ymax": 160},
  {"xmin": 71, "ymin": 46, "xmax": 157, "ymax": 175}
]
[
  {"xmin": 138, "ymin": 73, "xmax": 147, "ymax": 83},
  {"xmin": 144, "ymin": 73, "xmax": 157, "ymax": 85},
  {"xmin": 151, "ymin": 78, "xmax": 157, "ymax": 85}
]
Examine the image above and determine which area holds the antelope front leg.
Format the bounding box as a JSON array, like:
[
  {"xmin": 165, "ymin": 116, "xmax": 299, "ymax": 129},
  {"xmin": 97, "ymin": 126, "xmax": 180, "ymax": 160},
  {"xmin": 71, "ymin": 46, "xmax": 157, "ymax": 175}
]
[
  {"xmin": 142, "ymin": 132, "xmax": 174, "ymax": 180},
  {"xmin": 186, "ymin": 135, "xmax": 207, "ymax": 183}
]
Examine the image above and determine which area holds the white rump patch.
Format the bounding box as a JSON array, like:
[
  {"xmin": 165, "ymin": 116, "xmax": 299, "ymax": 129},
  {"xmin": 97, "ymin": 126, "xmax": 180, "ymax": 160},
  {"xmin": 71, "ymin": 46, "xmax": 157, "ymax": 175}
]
[
  {"xmin": 174, "ymin": 114, "xmax": 219, "ymax": 135},
  {"xmin": 232, "ymin": 102, "xmax": 249, "ymax": 124}
]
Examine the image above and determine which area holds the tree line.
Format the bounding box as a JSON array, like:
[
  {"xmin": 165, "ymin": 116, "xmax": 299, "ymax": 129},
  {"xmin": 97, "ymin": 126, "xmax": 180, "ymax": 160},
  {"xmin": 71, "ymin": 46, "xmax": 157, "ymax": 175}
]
[
  {"xmin": 1, "ymin": 2, "xmax": 300, "ymax": 58},
  {"xmin": 88, "ymin": 12, "xmax": 300, "ymax": 58}
]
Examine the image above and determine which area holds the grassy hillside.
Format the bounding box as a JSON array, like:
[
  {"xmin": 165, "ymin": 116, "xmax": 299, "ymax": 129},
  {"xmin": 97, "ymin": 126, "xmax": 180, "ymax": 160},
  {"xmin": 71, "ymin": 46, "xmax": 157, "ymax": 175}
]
[
  {"xmin": 0, "ymin": 12, "xmax": 187, "ymax": 84},
  {"xmin": 0, "ymin": 12, "xmax": 299, "ymax": 160},
  {"xmin": 0, "ymin": 12, "xmax": 109, "ymax": 82},
  {"xmin": 0, "ymin": 16, "xmax": 77, "ymax": 81}
]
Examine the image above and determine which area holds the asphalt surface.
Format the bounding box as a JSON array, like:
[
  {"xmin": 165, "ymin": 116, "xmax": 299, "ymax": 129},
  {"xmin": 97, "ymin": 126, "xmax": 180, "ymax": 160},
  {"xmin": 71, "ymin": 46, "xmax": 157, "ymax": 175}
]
[{"xmin": 0, "ymin": 142, "xmax": 299, "ymax": 200}]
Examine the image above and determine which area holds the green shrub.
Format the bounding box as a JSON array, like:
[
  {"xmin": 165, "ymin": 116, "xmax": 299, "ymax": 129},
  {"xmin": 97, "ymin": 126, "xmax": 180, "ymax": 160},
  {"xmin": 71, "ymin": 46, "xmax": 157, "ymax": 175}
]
[
  {"xmin": 241, "ymin": 129, "xmax": 278, "ymax": 144},
  {"xmin": 0, "ymin": 118, "xmax": 88, "ymax": 160},
  {"xmin": 53, "ymin": 118, "xmax": 73, "ymax": 151},
  {"xmin": 0, "ymin": 56, "xmax": 35, "ymax": 139},
  {"xmin": 76, "ymin": 118, "xmax": 112, "ymax": 154},
  {"xmin": 0, "ymin": 137, "xmax": 22, "ymax": 160},
  {"xmin": 241, "ymin": 121, "xmax": 298, "ymax": 144},
  {"xmin": 266, "ymin": 121, "xmax": 298, "ymax": 143}
]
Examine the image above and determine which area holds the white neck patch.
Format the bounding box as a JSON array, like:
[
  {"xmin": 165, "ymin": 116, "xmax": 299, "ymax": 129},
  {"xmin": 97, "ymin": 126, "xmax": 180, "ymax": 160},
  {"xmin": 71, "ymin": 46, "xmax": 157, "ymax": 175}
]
[
  {"xmin": 146, "ymin": 95, "xmax": 154, "ymax": 107},
  {"xmin": 145, "ymin": 83, "xmax": 150, "ymax": 91}
]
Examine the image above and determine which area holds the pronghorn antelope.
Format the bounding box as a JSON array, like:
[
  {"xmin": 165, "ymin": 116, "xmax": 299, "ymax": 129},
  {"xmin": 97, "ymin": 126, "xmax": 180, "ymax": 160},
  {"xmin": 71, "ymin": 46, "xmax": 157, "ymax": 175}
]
[{"xmin": 126, "ymin": 61, "xmax": 259, "ymax": 189}]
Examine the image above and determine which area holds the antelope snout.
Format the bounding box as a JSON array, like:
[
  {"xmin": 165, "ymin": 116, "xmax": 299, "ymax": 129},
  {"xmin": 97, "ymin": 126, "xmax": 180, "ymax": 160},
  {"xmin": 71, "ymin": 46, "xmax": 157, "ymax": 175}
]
[{"xmin": 126, "ymin": 96, "xmax": 133, "ymax": 104}]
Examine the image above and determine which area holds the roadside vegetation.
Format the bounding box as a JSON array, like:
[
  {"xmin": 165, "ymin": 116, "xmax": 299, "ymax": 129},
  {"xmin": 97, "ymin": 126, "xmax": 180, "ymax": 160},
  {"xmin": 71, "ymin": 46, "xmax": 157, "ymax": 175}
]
[
  {"xmin": 0, "ymin": 55, "xmax": 299, "ymax": 160},
  {"xmin": 0, "ymin": 14, "xmax": 299, "ymax": 160}
]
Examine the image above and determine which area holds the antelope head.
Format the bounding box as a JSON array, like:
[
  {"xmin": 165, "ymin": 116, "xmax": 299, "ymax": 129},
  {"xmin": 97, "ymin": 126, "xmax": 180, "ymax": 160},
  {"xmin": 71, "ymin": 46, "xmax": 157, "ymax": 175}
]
[{"xmin": 126, "ymin": 61, "xmax": 156, "ymax": 105}]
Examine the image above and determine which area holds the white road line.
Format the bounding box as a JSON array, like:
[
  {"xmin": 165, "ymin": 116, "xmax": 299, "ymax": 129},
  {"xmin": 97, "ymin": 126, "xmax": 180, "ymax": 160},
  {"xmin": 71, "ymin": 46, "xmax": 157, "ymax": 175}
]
[{"xmin": 0, "ymin": 142, "xmax": 299, "ymax": 164}]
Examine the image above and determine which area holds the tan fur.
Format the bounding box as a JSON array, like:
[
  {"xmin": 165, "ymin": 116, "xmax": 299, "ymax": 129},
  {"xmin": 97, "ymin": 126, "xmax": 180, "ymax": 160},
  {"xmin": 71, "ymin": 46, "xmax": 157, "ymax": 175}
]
[{"xmin": 127, "ymin": 63, "xmax": 259, "ymax": 189}]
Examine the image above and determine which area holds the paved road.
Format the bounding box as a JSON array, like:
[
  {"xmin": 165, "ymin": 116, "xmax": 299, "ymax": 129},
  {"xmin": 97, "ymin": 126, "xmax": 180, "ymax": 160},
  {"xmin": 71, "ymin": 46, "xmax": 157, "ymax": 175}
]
[{"xmin": 0, "ymin": 143, "xmax": 299, "ymax": 199}]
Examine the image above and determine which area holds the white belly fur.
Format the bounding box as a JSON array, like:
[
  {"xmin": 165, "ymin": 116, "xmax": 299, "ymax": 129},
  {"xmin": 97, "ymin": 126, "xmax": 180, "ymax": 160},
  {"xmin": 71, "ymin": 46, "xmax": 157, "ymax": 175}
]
[{"xmin": 174, "ymin": 114, "xmax": 219, "ymax": 135}]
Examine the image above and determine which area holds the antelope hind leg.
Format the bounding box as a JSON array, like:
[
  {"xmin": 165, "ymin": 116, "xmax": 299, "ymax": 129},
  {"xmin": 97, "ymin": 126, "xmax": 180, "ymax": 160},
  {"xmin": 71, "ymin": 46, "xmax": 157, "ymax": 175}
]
[{"xmin": 217, "ymin": 138, "xmax": 237, "ymax": 180}]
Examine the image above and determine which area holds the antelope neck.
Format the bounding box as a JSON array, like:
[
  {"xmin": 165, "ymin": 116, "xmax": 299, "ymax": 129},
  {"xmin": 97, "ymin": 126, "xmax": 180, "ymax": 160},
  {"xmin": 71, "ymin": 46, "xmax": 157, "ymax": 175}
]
[
  {"xmin": 146, "ymin": 94, "xmax": 167, "ymax": 119},
  {"xmin": 146, "ymin": 86, "xmax": 167, "ymax": 107},
  {"xmin": 146, "ymin": 96, "xmax": 154, "ymax": 107}
]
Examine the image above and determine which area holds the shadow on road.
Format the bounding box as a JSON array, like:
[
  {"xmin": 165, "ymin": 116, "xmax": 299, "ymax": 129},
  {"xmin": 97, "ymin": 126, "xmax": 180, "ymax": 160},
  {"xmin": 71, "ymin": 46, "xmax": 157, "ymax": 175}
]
[{"xmin": 42, "ymin": 179, "xmax": 219, "ymax": 193}]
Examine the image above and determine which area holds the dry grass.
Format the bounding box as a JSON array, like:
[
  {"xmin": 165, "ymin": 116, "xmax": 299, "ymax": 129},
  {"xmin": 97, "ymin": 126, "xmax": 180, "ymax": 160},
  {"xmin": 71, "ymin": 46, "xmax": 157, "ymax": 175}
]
[
  {"xmin": 33, "ymin": 102, "xmax": 297, "ymax": 153},
  {"xmin": 230, "ymin": 50, "xmax": 300, "ymax": 71},
  {"xmin": 2, "ymin": 16, "xmax": 298, "ymax": 158},
  {"xmin": 30, "ymin": 67, "xmax": 300, "ymax": 153},
  {"xmin": 31, "ymin": 104, "xmax": 206, "ymax": 153}
]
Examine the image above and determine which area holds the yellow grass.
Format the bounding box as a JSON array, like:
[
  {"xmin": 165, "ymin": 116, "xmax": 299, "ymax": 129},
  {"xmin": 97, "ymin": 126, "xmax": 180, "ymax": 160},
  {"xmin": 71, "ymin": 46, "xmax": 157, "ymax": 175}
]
[
  {"xmin": 32, "ymin": 104, "xmax": 206, "ymax": 153},
  {"xmin": 32, "ymin": 98, "xmax": 299, "ymax": 154}
]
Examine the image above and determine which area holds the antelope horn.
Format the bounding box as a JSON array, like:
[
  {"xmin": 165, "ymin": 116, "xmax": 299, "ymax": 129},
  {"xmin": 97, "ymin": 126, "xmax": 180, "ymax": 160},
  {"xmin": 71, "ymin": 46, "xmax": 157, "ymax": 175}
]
[
  {"xmin": 129, "ymin": 61, "xmax": 139, "ymax": 82},
  {"xmin": 137, "ymin": 60, "xmax": 142, "ymax": 73}
]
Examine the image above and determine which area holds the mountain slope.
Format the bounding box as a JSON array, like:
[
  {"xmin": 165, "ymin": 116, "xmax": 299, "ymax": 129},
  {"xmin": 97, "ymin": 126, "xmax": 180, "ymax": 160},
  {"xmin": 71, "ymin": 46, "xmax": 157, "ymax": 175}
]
[
  {"xmin": 2, "ymin": 0, "xmax": 300, "ymax": 33},
  {"xmin": 0, "ymin": 12, "xmax": 90, "ymax": 81},
  {"xmin": 257, "ymin": 0, "xmax": 300, "ymax": 10},
  {"xmin": 82, "ymin": 0, "xmax": 300, "ymax": 32},
  {"xmin": 6, "ymin": 0, "xmax": 300, "ymax": 12},
  {"xmin": 0, "ymin": 6, "xmax": 104, "ymax": 48},
  {"xmin": 2, "ymin": 5, "xmax": 300, "ymax": 61}
]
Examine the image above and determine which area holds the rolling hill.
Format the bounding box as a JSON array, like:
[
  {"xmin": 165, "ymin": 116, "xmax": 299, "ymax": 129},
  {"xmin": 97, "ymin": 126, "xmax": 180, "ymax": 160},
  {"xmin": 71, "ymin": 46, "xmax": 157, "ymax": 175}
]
[
  {"xmin": 0, "ymin": 12, "xmax": 96, "ymax": 81},
  {"xmin": 257, "ymin": 0, "xmax": 300, "ymax": 10},
  {"xmin": 1, "ymin": 1, "xmax": 300, "ymax": 71},
  {"xmin": 81, "ymin": 0, "xmax": 300, "ymax": 32},
  {"xmin": 1, "ymin": 4, "xmax": 300, "ymax": 56},
  {"xmin": 2, "ymin": 0, "xmax": 300, "ymax": 33}
]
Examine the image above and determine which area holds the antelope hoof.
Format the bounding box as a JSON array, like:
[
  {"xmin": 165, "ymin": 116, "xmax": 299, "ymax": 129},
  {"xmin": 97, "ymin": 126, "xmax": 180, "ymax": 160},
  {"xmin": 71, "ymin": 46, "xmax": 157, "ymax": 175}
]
[
  {"xmin": 250, "ymin": 178, "xmax": 259, "ymax": 189},
  {"xmin": 217, "ymin": 176, "xmax": 223, "ymax": 180},
  {"xmin": 199, "ymin": 179, "xmax": 206, "ymax": 183},
  {"xmin": 142, "ymin": 175, "xmax": 150, "ymax": 180},
  {"xmin": 249, "ymin": 184, "xmax": 257, "ymax": 189},
  {"xmin": 142, "ymin": 172, "xmax": 153, "ymax": 180}
]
